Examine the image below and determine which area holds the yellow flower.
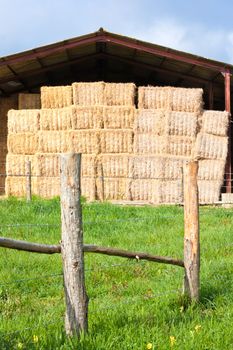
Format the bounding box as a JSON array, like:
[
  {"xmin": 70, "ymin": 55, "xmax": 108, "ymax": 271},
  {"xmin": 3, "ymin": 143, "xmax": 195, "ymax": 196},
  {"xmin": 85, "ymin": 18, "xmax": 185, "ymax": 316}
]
[
  {"xmin": 33, "ymin": 335, "xmax": 39, "ymax": 343},
  {"xmin": 170, "ymin": 336, "xmax": 176, "ymax": 347},
  {"xmin": 17, "ymin": 343, "xmax": 23, "ymax": 349},
  {"xmin": 146, "ymin": 343, "xmax": 153, "ymax": 350},
  {"xmin": 195, "ymin": 324, "xmax": 201, "ymax": 333},
  {"xmin": 180, "ymin": 306, "xmax": 184, "ymax": 313}
]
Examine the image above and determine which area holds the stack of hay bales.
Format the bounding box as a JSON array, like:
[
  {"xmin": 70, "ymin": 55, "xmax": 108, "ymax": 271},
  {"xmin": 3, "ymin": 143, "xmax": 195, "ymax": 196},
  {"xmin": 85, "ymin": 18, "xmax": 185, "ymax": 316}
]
[
  {"xmin": 37, "ymin": 105, "xmax": 72, "ymax": 198},
  {"xmin": 0, "ymin": 96, "xmax": 18, "ymax": 194},
  {"xmin": 194, "ymin": 110, "xmax": 229, "ymax": 203},
  {"xmin": 6, "ymin": 109, "xmax": 40, "ymax": 196},
  {"xmin": 132, "ymin": 86, "xmax": 202, "ymax": 203},
  {"xmin": 72, "ymin": 82, "xmax": 136, "ymax": 200},
  {"xmin": 4, "ymin": 83, "xmax": 229, "ymax": 205}
]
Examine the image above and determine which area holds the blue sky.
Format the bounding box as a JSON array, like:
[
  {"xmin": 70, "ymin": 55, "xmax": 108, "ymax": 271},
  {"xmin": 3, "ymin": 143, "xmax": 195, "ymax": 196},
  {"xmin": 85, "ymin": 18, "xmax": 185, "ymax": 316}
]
[{"xmin": 0, "ymin": 0, "xmax": 233, "ymax": 63}]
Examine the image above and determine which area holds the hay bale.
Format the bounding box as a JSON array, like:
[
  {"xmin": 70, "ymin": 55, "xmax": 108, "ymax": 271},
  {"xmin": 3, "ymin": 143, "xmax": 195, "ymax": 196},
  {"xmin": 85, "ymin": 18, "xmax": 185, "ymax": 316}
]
[
  {"xmin": 98, "ymin": 154, "xmax": 130, "ymax": 177},
  {"xmin": 138, "ymin": 86, "xmax": 172, "ymax": 110},
  {"xmin": 6, "ymin": 154, "xmax": 37, "ymax": 176},
  {"xmin": 198, "ymin": 180, "xmax": 222, "ymax": 204},
  {"xmin": 100, "ymin": 130, "xmax": 133, "ymax": 153},
  {"xmin": 165, "ymin": 111, "xmax": 197, "ymax": 137},
  {"xmin": 38, "ymin": 131, "xmax": 71, "ymax": 153},
  {"xmin": 171, "ymin": 88, "xmax": 203, "ymax": 113},
  {"xmin": 71, "ymin": 106, "xmax": 103, "ymax": 129},
  {"xmin": 130, "ymin": 179, "xmax": 161, "ymax": 202},
  {"xmin": 41, "ymin": 86, "xmax": 72, "ymax": 108},
  {"xmin": 103, "ymin": 106, "xmax": 135, "ymax": 129},
  {"xmin": 81, "ymin": 177, "xmax": 96, "ymax": 201},
  {"xmin": 134, "ymin": 133, "xmax": 166, "ymax": 154},
  {"xmin": 201, "ymin": 110, "xmax": 229, "ymax": 136},
  {"xmin": 81, "ymin": 155, "xmax": 97, "ymax": 178},
  {"xmin": 104, "ymin": 83, "xmax": 136, "ymax": 106},
  {"xmin": 130, "ymin": 156, "xmax": 164, "ymax": 179},
  {"xmin": 164, "ymin": 157, "xmax": 187, "ymax": 179},
  {"xmin": 35, "ymin": 177, "xmax": 60, "ymax": 198},
  {"xmin": 194, "ymin": 133, "xmax": 228, "ymax": 160},
  {"xmin": 72, "ymin": 82, "xmax": 104, "ymax": 106},
  {"xmin": 97, "ymin": 178, "xmax": 129, "ymax": 200},
  {"xmin": 18, "ymin": 93, "xmax": 41, "ymax": 109},
  {"xmin": 70, "ymin": 130, "xmax": 100, "ymax": 154},
  {"xmin": 134, "ymin": 109, "xmax": 165, "ymax": 134},
  {"xmin": 5, "ymin": 176, "xmax": 37, "ymax": 197},
  {"xmin": 138, "ymin": 86, "xmax": 203, "ymax": 113},
  {"xmin": 36, "ymin": 153, "xmax": 60, "ymax": 177},
  {"xmin": 166, "ymin": 136, "xmax": 195, "ymax": 157},
  {"xmin": 8, "ymin": 133, "xmax": 38, "ymax": 155},
  {"xmin": 160, "ymin": 180, "xmax": 183, "ymax": 204},
  {"xmin": 198, "ymin": 159, "xmax": 226, "ymax": 180},
  {"xmin": 40, "ymin": 107, "xmax": 72, "ymax": 131},
  {"xmin": 8, "ymin": 109, "xmax": 40, "ymax": 134}
]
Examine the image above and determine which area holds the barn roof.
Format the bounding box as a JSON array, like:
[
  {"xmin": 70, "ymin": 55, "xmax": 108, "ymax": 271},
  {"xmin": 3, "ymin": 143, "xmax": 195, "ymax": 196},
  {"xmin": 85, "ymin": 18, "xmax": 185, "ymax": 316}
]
[{"xmin": 0, "ymin": 28, "xmax": 232, "ymax": 109}]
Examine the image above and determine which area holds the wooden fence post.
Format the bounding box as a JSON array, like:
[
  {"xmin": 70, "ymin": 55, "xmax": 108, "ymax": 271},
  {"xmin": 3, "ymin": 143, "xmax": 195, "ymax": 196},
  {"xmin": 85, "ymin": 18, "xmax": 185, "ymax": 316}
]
[
  {"xmin": 60, "ymin": 153, "xmax": 88, "ymax": 336},
  {"xmin": 26, "ymin": 160, "xmax": 32, "ymax": 202},
  {"xmin": 183, "ymin": 161, "xmax": 200, "ymax": 301}
]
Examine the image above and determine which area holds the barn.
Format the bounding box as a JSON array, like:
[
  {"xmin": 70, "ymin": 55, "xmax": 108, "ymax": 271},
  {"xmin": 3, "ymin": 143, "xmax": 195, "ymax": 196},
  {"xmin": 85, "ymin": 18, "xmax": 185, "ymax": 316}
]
[{"xmin": 0, "ymin": 28, "xmax": 232, "ymax": 202}]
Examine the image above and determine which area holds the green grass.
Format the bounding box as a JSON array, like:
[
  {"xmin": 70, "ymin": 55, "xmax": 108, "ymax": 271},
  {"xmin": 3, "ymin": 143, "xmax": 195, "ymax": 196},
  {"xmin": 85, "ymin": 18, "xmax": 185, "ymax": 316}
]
[{"xmin": 0, "ymin": 197, "xmax": 233, "ymax": 349}]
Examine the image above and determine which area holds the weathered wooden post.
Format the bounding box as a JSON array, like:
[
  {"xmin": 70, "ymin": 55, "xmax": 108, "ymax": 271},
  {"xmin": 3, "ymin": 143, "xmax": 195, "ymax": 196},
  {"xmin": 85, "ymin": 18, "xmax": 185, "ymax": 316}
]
[
  {"xmin": 183, "ymin": 161, "xmax": 200, "ymax": 301},
  {"xmin": 26, "ymin": 160, "xmax": 32, "ymax": 202},
  {"xmin": 60, "ymin": 153, "xmax": 88, "ymax": 336}
]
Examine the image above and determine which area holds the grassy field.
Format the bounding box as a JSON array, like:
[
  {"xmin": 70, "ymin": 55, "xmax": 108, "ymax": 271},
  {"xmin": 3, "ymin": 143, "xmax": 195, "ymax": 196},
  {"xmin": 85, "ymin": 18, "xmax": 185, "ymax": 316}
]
[{"xmin": 0, "ymin": 197, "xmax": 233, "ymax": 349}]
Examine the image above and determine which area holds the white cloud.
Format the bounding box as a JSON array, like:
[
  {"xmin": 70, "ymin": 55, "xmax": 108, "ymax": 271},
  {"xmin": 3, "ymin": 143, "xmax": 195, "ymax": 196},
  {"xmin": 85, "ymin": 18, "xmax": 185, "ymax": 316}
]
[{"xmin": 131, "ymin": 18, "xmax": 233, "ymax": 64}]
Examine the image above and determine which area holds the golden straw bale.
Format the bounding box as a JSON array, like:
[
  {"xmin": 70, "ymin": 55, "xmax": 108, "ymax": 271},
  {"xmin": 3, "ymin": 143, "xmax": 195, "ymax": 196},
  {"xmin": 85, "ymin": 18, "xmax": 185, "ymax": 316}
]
[
  {"xmin": 130, "ymin": 179, "xmax": 161, "ymax": 202},
  {"xmin": 138, "ymin": 86, "xmax": 172, "ymax": 109},
  {"xmin": 103, "ymin": 106, "xmax": 135, "ymax": 129},
  {"xmin": 8, "ymin": 109, "xmax": 40, "ymax": 134},
  {"xmin": 134, "ymin": 109, "xmax": 165, "ymax": 134},
  {"xmin": 38, "ymin": 131, "xmax": 71, "ymax": 153},
  {"xmin": 97, "ymin": 178, "xmax": 129, "ymax": 200},
  {"xmin": 133, "ymin": 133, "xmax": 166, "ymax": 154},
  {"xmin": 166, "ymin": 136, "xmax": 195, "ymax": 157},
  {"xmin": 130, "ymin": 156, "xmax": 164, "ymax": 179},
  {"xmin": 198, "ymin": 180, "xmax": 222, "ymax": 204},
  {"xmin": 164, "ymin": 157, "xmax": 187, "ymax": 179},
  {"xmin": 81, "ymin": 177, "xmax": 96, "ymax": 201},
  {"xmin": 160, "ymin": 180, "xmax": 183, "ymax": 204},
  {"xmin": 37, "ymin": 153, "xmax": 96, "ymax": 178},
  {"xmin": 138, "ymin": 86, "xmax": 203, "ymax": 113},
  {"xmin": 41, "ymin": 86, "xmax": 72, "ymax": 108},
  {"xmin": 70, "ymin": 130, "xmax": 100, "ymax": 154},
  {"xmin": 5, "ymin": 176, "xmax": 37, "ymax": 197},
  {"xmin": 104, "ymin": 83, "xmax": 136, "ymax": 106},
  {"xmin": 6, "ymin": 154, "xmax": 37, "ymax": 176},
  {"xmin": 72, "ymin": 82, "xmax": 105, "ymax": 106},
  {"xmin": 18, "ymin": 93, "xmax": 41, "ymax": 109},
  {"xmin": 36, "ymin": 153, "xmax": 60, "ymax": 177},
  {"xmin": 98, "ymin": 154, "xmax": 130, "ymax": 177},
  {"xmin": 35, "ymin": 177, "xmax": 60, "ymax": 198},
  {"xmin": 201, "ymin": 110, "xmax": 229, "ymax": 136},
  {"xmin": 198, "ymin": 159, "xmax": 226, "ymax": 181},
  {"xmin": 171, "ymin": 88, "xmax": 203, "ymax": 113},
  {"xmin": 40, "ymin": 107, "xmax": 72, "ymax": 131},
  {"xmin": 100, "ymin": 130, "xmax": 133, "ymax": 153},
  {"xmin": 8, "ymin": 133, "xmax": 38, "ymax": 155},
  {"xmin": 194, "ymin": 133, "xmax": 228, "ymax": 160},
  {"xmin": 165, "ymin": 111, "xmax": 197, "ymax": 137},
  {"xmin": 71, "ymin": 106, "xmax": 103, "ymax": 129},
  {"xmin": 81, "ymin": 154, "xmax": 97, "ymax": 177}
]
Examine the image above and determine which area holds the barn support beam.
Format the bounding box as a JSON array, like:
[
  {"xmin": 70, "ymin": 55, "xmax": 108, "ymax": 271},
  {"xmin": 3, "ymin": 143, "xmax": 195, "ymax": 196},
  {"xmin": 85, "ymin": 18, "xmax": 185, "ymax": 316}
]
[{"xmin": 224, "ymin": 70, "xmax": 231, "ymax": 193}]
